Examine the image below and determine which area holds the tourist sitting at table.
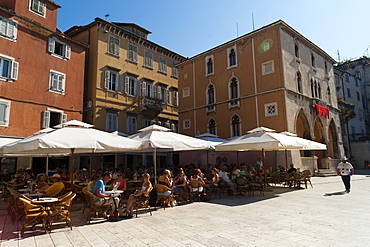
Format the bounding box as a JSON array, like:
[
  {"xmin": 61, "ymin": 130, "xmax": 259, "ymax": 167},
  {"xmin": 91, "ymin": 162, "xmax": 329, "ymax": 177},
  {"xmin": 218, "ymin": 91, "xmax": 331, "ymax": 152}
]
[
  {"xmin": 87, "ymin": 174, "xmax": 101, "ymax": 192},
  {"xmin": 240, "ymin": 166, "xmax": 248, "ymax": 176},
  {"xmin": 78, "ymin": 168, "xmax": 90, "ymax": 182},
  {"xmin": 173, "ymin": 171, "xmax": 188, "ymax": 193},
  {"xmin": 112, "ymin": 168, "xmax": 120, "ymax": 180},
  {"xmin": 205, "ymin": 168, "xmax": 220, "ymax": 188},
  {"xmin": 278, "ymin": 165, "xmax": 286, "ymax": 173},
  {"xmin": 36, "ymin": 174, "xmax": 50, "ymax": 190},
  {"xmin": 41, "ymin": 174, "xmax": 65, "ymax": 197},
  {"xmin": 93, "ymin": 172, "xmax": 120, "ymax": 221},
  {"xmin": 60, "ymin": 169, "xmax": 70, "ymax": 181},
  {"xmin": 218, "ymin": 166, "xmax": 233, "ymax": 188},
  {"xmin": 189, "ymin": 169, "xmax": 205, "ymax": 192},
  {"xmin": 13, "ymin": 174, "xmax": 25, "ymax": 190},
  {"xmin": 125, "ymin": 173, "xmax": 152, "ymax": 218},
  {"xmin": 287, "ymin": 164, "xmax": 297, "ymax": 174},
  {"xmin": 158, "ymin": 169, "xmax": 173, "ymax": 187},
  {"xmin": 1, "ymin": 169, "xmax": 12, "ymax": 182},
  {"xmin": 111, "ymin": 173, "xmax": 127, "ymax": 191}
]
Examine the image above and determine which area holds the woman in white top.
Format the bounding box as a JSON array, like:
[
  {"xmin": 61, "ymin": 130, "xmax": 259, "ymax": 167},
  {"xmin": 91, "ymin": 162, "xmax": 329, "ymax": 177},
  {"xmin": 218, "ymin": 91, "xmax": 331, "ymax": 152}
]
[{"xmin": 125, "ymin": 173, "xmax": 152, "ymax": 218}]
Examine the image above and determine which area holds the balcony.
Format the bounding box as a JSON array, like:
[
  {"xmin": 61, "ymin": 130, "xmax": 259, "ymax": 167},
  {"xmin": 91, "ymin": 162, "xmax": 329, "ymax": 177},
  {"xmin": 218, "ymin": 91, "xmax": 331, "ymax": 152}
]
[
  {"xmin": 139, "ymin": 97, "xmax": 163, "ymax": 118},
  {"xmin": 338, "ymin": 99, "xmax": 356, "ymax": 122}
]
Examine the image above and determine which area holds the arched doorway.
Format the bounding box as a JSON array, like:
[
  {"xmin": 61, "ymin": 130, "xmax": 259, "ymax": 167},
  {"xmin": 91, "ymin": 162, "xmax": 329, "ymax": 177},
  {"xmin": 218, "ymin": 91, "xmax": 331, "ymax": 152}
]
[
  {"xmin": 296, "ymin": 109, "xmax": 312, "ymax": 157},
  {"xmin": 313, "ymin": 118, "xmax": 326, "ymax": 168},
  {"xmin": 328, "ymin": 120, "xmax": 340, "ymax": 159}
]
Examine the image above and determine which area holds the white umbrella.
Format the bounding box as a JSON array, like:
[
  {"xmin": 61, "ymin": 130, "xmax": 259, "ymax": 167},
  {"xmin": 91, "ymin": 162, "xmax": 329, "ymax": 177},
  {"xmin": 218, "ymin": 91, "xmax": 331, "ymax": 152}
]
[
  {"xmin": 1, "ymin": 120, "xmax": 142, "ymax": 176},
  {"xmin": 279, "ymin": 132, "xmax": 327, "ymax": 150},
  {"xmin": 129, "ymin": 125, "xmax": 213, "ymax": 182}
]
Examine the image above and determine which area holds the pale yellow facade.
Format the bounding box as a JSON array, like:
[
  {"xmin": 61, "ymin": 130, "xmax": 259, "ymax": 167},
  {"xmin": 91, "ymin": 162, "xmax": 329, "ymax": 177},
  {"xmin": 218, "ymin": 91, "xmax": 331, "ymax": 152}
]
[{"xmin": 66, "ymin": 18, "xmax": 185, "ymax": 170}]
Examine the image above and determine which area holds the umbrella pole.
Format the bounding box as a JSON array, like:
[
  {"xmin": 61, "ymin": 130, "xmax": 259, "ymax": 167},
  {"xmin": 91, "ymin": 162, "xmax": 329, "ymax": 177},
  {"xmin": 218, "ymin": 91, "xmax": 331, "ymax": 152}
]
[
  {"xmin": 70, "ymin": 148, "xmax": 75, "ymax": 183},
  {"xmin": 46, "ymin": 156, "xmax": 49, "ymax": 176},
  {"xmin": 154, "ymin": 148, "xmax": 157, "ymax": 184},
  {"xmin": 285, "ymin": 149, "xmax": 288, "ymax": 170}
]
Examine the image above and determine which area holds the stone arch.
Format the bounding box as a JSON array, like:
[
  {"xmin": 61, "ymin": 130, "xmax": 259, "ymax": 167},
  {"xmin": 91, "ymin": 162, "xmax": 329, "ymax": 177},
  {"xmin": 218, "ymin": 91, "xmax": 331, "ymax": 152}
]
[
  {"xmin": 327, "ymin": 119, "xmax": 340, "ymax": 159},
  {"xmin": 313, "ymin": 116, "xmax": 327, "ymax": 168},
  {"xmin": 295, "ymin": 108, "xmax": 312, "ymax": 157}
]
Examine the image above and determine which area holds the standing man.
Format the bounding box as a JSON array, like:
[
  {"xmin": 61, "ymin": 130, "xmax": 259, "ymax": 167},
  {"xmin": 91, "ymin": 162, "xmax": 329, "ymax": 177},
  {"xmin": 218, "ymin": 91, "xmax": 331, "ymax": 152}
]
[{"xmin": 337, "ymin": 157, "xmax": 354, "ymax": 193}]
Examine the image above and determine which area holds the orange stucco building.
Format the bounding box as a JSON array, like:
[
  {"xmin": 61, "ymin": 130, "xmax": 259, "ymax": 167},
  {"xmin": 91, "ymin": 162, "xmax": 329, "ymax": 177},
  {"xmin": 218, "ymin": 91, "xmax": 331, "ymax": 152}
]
[
  {"xmin": 0, "ymin": 0, "xmax": 87, "ymax": 172},
  {"xmin": 177, "ymin": 20, "xmax": 344, "ymax": 172}
]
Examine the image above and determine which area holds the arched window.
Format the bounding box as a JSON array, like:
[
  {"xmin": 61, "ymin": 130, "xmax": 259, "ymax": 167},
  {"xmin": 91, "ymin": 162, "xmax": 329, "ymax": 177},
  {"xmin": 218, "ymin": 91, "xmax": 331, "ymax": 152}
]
[
  {"xmin": 314, "ymin": 81, "xmax": 318, "ymax": 98},
  {"xmin": 297, "ymin": 71, "xmax": 302, "ymax": 93},
  {"xmin": 327, "ymin": 86, "xmax": 331, "ymax": 105},
  {"xmin": 230, "ymin": 78, "xmax": 238, "ymax": 99},
  {"xmin": 310, "ymin": 79, "xmax": 314, "ymax": 97},
  {"xmin": 294, "ymin": 44, "xmax": 299, "ymax": 58},
  {"xmin": 311, "ymin": 53, "xmax": 315, "ymax": 67},
  {"xmin": 231, "ymin": 115, "xmax": 241, "ymax": 137},
  {"xmin": 207, "ymin": 58, "xmax": 213, "ymax": 74},
  {"xmin": 318, "ymin": 83, "xmax": 321, "ymax": 99},
  {"xmin": 207, "ymin": 84, "xmax": 215, "ymax": 105},
  {"xmin": 229, "ymin": 48, "xmax": 236, "ymax": 67},
  {"xmin": 325, "ymin": 61, "xmax": 328, "ymax": 75},
  {"xmin": 208, "ymin": 118, "xmax": 216, "ymax": 135}
]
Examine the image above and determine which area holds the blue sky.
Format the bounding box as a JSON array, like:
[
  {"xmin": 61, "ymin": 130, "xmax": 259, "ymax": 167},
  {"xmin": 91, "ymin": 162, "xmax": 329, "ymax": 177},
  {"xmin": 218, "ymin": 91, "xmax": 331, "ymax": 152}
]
[{"xmin": 56, "ymin": 0, "xmax": 369, "ymax": 61}]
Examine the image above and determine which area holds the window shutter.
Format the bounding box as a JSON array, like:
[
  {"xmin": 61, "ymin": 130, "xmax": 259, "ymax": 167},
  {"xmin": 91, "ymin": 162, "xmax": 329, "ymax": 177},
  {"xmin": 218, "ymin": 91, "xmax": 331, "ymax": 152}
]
[
  {"xmin": 152, "ymin": 85, "xmax": 156, "ymax": 98},
  {"xmin": 0, "ymin": 18, "xmax": 6, "ymax": 35},
  {"xmin": 125, "ymin": 76, "xmax": 130, "ymax": 94},
  {"xmin": 51, "ymin": 73, "xmax": 57, "ymax": 89},
  {"xmin": 42, "ymin": 110, "xmax": 51, "ymax": 128},
  {"xmin": 157, "ymin": 86, "xmax": 161, "ymax": 100},
  {"xmin": 118, "ymin": 74, "xmax": 123, "ymax": 92},
  {"xmin": 171, "ymin": 123, "xmax": 176, "ymax": 132},
  {"xmin": 134, "ymin": 79, "xmax": 140, "ymax": 96},
  {"xmin": 165, "ymin": 89, "xmax": 169, "ymax": 104},
  {"xmin": 7, "ymin": 21, "xmax": 14, "ymax": 38},
  {"xmin": 10, "ymin": 61, "xmax": 19, "ymax": 80},
  {"xmin": 61, "ymin": 113, "xmax": 67, "ymax": 123},
  {"xmin": 0, "ymin": 102, "xmax": 8, "ymax": 125},
  {"xmin": 173, "ymin": 91, "xmax": 178, "ymax": 106},
  {"xmin": 142, "ymin": 81, "xmax": 146, "ymax": 97},
  {"xmin": 58, "ymin": 75, "xmax": 64, "ymax": 91},
  {"xmin": 65, "ymin": 45, "xmax": 71, "ymax": 59},
  {"xmin": 48, "ymin": 38, "xmax": 55, "ymax": 53},
  {"xmin": 104, "ymin": 71, "xmax": 110, "ymax": 89}
]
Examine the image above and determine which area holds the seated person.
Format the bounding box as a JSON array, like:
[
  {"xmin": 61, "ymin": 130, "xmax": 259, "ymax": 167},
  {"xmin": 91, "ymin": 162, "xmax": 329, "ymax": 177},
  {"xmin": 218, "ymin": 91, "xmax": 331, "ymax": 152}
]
[
  {"xmin": 36, "ymin": 174, "xmax": 50, "ymax": 190},
  {"xmin": 246, "ymin": 164, "xmax": 256, "ymax": 173},
  {"xmin": 125, "ymin": 173, "xmax": 152, "ymax": 218},
  {"xmin": 93, "ymin": 172, "xmax": 120, "ymax": 221},
  {"xmin": 13, "ymin": 174, "xmax": 25, "ymax": 190},
  {"xmin": 87, "ymin": 174, "xmax": 101, "ymax": 192},
  {"xmin": 278, "ymin": 165, "xmax": 286, "ymax": 173},
  {"xmin": 218, "ymin": 166, "xmax": 233, "ymax": 188},
  {"xmin": 78, "ymin": 168, "xmax": 90, "ymax": 182},
  {"xmin": 111, "ymin": 173, "xmax": 127, "ymax": 191},
  {"xmin": 205, "ymin": 168, "xmax": 220, "ymax": 188},
  {"xmin": 287, "ymin": 164, "xmax": 297, "ymax": 174},
  {"xmin": 60, "ymin": 169, "xmax": 70, "ymax": 181},
  {"xmin": 173, "ymin": 171, "xmax": 188, "ymax": 193},
  {"xmin": 42, "ymin": 174, "xmax": 65, "ymax": 197},
  {"xmin": 240, "ymin": 166, "xmax": 248, "ymax": 176},
  {"xmin": 158, "ymin": 169, "xmax": 173, "ymax": 187},
  {"xmin": 189, "ymin": 169, "xmax": 205, "ymax": 192}
]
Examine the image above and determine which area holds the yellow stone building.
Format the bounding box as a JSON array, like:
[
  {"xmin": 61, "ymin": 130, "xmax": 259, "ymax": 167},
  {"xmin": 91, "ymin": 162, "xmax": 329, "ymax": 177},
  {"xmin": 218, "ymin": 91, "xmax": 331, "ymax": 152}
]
[
  {"xmin": 177, "ymin": 20, "xmax": 344, "ymax": 172},
  {"xmin": 66, "ymin": 18, "xmax": 186, "ymax": 170}
]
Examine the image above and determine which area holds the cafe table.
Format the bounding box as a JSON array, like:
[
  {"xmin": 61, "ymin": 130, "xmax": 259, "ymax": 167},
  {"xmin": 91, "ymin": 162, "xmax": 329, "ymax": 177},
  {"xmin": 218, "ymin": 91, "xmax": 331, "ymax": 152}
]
[{"xmin": 31, "ymin": 197, "xmax": 59, "ymax": 230}]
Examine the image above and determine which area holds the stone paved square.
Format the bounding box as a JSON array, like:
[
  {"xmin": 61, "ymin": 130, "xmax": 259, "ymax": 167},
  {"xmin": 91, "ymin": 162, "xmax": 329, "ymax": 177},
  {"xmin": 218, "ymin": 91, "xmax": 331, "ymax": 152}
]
[{"xmin": 1, "ymin": 171, "xmax": 370, "ymax": 246}]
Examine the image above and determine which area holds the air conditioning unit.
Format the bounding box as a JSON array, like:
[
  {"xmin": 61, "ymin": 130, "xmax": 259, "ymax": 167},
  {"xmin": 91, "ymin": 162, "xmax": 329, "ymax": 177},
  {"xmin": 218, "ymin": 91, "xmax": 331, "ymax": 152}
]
[{"xmin": 84, "ymin": 100, "xmax": 93, "ymax": 109}]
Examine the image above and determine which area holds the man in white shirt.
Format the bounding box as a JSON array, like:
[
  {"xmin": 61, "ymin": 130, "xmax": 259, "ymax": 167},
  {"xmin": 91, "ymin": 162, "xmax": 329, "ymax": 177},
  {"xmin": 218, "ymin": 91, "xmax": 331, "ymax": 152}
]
[{"xmin": 337, "ymin": 157, "xmax": 354, "ymax": 193}]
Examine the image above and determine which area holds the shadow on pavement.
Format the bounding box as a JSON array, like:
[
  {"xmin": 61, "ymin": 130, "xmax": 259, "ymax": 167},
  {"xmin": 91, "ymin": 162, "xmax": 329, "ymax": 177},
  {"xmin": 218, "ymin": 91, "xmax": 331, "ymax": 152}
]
[
  {"xmin": 323, "ymin": 191, "xmax": 346, "ymax": 196},
  {"xmin": 204, "ymin": 186, "xmax": 298, "ymax": 206}
]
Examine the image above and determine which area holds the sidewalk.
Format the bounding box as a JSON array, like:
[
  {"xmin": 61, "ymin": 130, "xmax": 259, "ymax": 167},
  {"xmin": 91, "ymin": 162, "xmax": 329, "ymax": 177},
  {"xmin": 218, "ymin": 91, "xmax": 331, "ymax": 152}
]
[{"xmin": 1, "ymin": 172, "xmax": 370, "ymax": 247}]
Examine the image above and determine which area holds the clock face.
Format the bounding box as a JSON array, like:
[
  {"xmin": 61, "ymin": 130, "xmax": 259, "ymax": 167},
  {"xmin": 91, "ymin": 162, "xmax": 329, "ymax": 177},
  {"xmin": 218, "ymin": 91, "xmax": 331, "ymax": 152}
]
[{"xmin": 259, "ymin": 39, "xmax": 273, "ymax": 53}]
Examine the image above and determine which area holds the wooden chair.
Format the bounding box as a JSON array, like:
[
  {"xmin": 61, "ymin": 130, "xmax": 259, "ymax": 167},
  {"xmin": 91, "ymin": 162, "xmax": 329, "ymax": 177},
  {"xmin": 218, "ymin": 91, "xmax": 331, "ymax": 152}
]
[
  {"xmin": 7, "ymin": 187, "xmax": 24, "ymax": 224},
  {"xmin": 84, "ymin": 189, "xmax": 111, "ymax": 223},
  {"xmin": 133, "ymin": 187, "xmax": 152, "ymax": 218},
  {"xmin": 249, "ymin": 176, "xmax": 264, "ymax": 196},
  {"xmin": 50, "ymin": 193, "xmax": 76, "ymax": 230},
  {"xmin": 234, "ymin": 177, "xmax": 250, "ymax": 197},
  {"xmin": 217, "ymin": 179, "xmax": 230, "ymax": 196},
  {"xmin": 154, "ymin": 184, "xmax": 173, "ymax": 210},
  {"xmin": 301, "ymin": 170, "xmax": 313, "ymax": 189},
  {"xmin": 19, "ymin": 197, "xmax": 48, "ymax": 237},
  {"xmin": 71, "ymin": 183, "xmax": 84, "ymax": 201},
  {"xmin": 189, "ymin": 180, "xmax": 203, "ymax": 202}
]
